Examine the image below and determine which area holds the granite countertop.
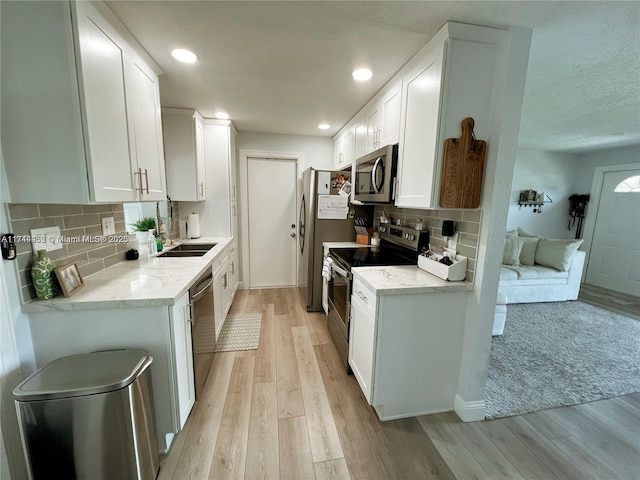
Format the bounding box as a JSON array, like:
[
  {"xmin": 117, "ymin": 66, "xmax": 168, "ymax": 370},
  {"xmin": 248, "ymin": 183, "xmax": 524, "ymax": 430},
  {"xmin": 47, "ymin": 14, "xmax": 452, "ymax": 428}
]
[
  {"xmin": 22, "ymin": 237, "xmax": 232, "ymax": 313},
  {"xmin": 352, "ymin": 265, "xmax": 474, "ymax": 296}
]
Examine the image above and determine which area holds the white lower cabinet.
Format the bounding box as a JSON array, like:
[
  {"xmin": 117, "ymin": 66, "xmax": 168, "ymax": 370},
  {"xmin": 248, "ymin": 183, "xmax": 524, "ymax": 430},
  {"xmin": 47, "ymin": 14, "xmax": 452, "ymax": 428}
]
[
  {"xmin": 170, "ymin": 292, "xmax": 196, "ymax": 429},
  {"xmin": 349, "ymin": 293, "xmax": 377, "ymax": 403},
  {"xmin": 349, "ymin": 273, "xmax": 470, "ymax": 420},
  {"xmin": 27, "ymin": 296, "xmax": 197, "ymax": 454},
  {"xmin": 213, "ymin": 253, "xmax": 231, "ymax": 338}
]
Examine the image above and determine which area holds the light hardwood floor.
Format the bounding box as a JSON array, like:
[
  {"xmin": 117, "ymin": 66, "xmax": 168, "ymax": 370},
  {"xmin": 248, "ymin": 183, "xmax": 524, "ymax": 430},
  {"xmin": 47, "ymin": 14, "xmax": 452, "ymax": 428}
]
[{"xmin": 160, "ymin": 288, "xmax": 640, "ymax": 480}]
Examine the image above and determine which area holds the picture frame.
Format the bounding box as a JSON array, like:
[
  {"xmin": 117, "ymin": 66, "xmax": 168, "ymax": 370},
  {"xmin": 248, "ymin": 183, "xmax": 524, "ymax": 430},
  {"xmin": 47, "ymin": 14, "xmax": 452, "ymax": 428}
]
[{"xmin": 55, "ymin": 262, "xmax": 85, "ymax": 297}]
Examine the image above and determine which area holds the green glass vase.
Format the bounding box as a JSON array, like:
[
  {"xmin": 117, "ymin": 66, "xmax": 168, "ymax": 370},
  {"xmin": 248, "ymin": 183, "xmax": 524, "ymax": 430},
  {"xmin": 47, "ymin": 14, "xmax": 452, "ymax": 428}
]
[{"xmin": 31, "ymin": 250, "xmax": 57, "ymax": 299}]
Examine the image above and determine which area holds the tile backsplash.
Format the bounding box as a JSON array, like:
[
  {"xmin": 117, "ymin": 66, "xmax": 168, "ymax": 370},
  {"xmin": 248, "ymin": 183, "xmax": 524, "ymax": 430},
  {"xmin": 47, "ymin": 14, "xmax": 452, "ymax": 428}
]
[
  {"xmin": 374, "ymin": 205, "xmax": 481, "ymax": 282},
  {"xmin": 7, "ymin": 202, "xmax": 181, "ymax": 303}
]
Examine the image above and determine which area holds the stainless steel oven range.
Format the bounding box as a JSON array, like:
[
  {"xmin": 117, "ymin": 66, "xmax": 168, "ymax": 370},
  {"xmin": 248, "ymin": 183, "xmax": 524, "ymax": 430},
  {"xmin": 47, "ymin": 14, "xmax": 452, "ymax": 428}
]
[{"xmin": 327, "ymin": 224, "xmax": 429, "ymax": 372}]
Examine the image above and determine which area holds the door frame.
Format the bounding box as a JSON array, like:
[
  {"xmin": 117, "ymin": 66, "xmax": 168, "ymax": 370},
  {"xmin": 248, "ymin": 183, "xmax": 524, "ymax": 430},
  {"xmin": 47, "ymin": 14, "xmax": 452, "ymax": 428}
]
[
  {"xmin": 239, "ymin": 149, "xmax": 303, "ymax": 289},
  {"xmin": 581, "ymin": 162, "xmax": 640, "ymax": 283}
]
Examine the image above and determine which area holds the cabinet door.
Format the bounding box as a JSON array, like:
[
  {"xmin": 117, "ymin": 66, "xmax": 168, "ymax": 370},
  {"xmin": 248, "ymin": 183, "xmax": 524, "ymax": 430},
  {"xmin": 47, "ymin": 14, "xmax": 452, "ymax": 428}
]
[
  {"xmin": 379, "ymin": 82, "xmax": 402, "ymax": 146},
  {"xmin": 74, "ymin": 2, "xmax": 136, "ymax": 202},
  {"xmin": 342, "ymin": 128, "xmax": 355, "ymax": 169},
  {"xmin": 213, "ymin": 260, "xmax": 230, "ymax": 338},
  {"xmin": 395, "ymin": 42, "xmax": 445, "ymax": 209},
  {"xmin": 334, "ymin": 135, "xmax": 345, "ymax": 169},
  {"xmin": 127, "ymin": 57, "xmax": 167, "ymax": 201},
  {"xmin": 365, "ymin": 106, "xmax": 380, "ymax": 153},
  {"xmin": 195, "ymin": 117, "xmax": 206, "ymax": 200},
  {"xmin": 170, "ymin": 292, "xmax": 195, "ymax": 429},
  {"xmin": 354, "ymin": 120, "xmax": 367, "ymax": 160},
  {"xmin": 349, "ymin": 295, "xmax": 377, "ymax": 403}
]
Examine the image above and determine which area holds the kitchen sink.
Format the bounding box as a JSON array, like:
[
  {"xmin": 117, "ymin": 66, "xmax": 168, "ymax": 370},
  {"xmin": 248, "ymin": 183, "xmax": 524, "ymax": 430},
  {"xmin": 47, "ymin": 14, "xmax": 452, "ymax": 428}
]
[
  {"xmin": 172, "ymin": 243, "xmax": 217, "ymax": 251},
  {"xmin": 156, "ymin": 243, "xmax": 217, "ymax": 257}
]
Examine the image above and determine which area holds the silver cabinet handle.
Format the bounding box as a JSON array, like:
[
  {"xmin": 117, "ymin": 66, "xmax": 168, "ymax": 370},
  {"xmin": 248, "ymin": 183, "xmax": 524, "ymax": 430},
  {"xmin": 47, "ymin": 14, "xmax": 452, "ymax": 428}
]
[
  {"xmin": 231, "ymin": 261, "xmax": 235, "ymax": 274},
  {"xmin": 134, "ymin": 168, "xmax": 144, "ymax": 193},
  {"xmin": 144, "ymin": 168, "xmax": 150, "ymax": 194},
  {"xmin": 199, "ymin": 182, "xmax": 204, "ymax": 197},
  {"xmin": 357, "ymin": 290, "xmax": 368, "ymax": 303},
  {"xmin": 223, "ymin": 272, "xmax": 227, "ymax": 289},
  {"xmin": 185, "ymin": 303, "xmax": 194, "ymax": 323}
]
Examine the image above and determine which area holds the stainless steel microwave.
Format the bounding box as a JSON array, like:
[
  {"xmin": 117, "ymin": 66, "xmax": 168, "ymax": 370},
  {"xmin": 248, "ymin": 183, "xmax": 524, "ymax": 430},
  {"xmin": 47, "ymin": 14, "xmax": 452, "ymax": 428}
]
[{"xmin": 353, "ymin": 144, "xmax": 398, "ymax": 203}]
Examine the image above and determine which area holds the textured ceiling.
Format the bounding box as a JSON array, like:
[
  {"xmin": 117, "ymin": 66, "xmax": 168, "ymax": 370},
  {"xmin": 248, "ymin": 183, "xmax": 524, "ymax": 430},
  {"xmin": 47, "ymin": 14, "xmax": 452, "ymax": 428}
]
[{"xmin": 106, "ymin": 1, "xmax": 640, "ymax": 153}]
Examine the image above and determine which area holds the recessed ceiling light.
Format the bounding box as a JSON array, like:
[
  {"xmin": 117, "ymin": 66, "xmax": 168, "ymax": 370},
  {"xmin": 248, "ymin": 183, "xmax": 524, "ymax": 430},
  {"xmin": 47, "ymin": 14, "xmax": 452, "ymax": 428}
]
[
  {"xmin": 171, "ymin": 48, "xmax": 198, "ymax": 64},
  {"xmin": 352, "ymin": 68, "xmax": 372, "ymax": 82},
  {"xmin": 318, "ymin": 124, "xmax": 331, "ymax": 130},
  {"xmin": 215, "ymin": 112, "xmax": 230, "ymax": 120}
]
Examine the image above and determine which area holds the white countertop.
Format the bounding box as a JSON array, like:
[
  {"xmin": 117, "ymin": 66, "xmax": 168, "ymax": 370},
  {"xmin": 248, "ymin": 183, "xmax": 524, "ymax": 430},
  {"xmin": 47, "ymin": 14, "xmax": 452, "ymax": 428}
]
[
  {"xmin": 23, "ymin": 237, "xmax": 232, "ymax": 312},
  {"xmin": 352, "ymin": 265, "xmax": 474, "ymax": 296}
]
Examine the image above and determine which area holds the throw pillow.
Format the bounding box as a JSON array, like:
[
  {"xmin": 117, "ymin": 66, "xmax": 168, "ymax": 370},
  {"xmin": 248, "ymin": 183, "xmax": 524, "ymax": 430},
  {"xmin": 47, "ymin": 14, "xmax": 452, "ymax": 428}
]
[
  {"xmin": 535, "ymin": 238, "xmax": 584, "ymax": 271},
  {"xmin": 517, "ymin": 227, "xmax": 539, "ymax": 238},
  {"xmin": 519, "ymin": 236, "xmax": 540, "ymax": 266},
  {"xmin": 503, "ymin": 234, "xmax": 523, "ymax": 266}
]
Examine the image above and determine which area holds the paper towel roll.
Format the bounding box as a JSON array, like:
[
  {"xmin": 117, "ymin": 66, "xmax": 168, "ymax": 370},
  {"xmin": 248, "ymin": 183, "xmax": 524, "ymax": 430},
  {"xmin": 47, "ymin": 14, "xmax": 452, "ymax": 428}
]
[{"xmin": 187, "ymin": 213, "xmax": 200, "ymax": 239}]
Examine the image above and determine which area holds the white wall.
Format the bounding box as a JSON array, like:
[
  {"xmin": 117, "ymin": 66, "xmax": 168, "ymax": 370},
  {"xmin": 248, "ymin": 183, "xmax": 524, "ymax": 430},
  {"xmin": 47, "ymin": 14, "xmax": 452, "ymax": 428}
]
[
  {"xmin": 0, "ymin": 148, "xmax": 33, "ymax": 479},
  {"xmin": 236, "ymin": 132, "xmax": 334, "ymax": 173},
  {"xmin": 575, "ymin": 143, "xmax": 640, "ymax": 193},
  {"xmin": 506, "ymin": 149, "xmax": 581, "ymax": 239}
]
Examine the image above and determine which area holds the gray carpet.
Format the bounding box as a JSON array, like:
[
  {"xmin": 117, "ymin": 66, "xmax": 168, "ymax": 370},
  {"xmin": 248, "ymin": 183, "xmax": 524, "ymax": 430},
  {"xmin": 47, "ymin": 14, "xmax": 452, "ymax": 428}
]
[
  {"xmin": 485, "ymin": 301, "xmax": 640, "ymax": 419},
  {"xmin": 214, "ymin": 313, "xmax": 262, "ymax": 352}
]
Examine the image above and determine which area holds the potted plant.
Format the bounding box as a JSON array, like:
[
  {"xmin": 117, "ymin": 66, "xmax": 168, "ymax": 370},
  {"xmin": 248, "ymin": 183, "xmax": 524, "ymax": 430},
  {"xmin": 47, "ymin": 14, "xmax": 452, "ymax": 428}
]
[
  {"xmin": 130, "ymin": 216, "xmax": 156, "ymax": 233},
  {"xmin": 130, "ymin": 217, "xmax": 156, "ymax": 256}
]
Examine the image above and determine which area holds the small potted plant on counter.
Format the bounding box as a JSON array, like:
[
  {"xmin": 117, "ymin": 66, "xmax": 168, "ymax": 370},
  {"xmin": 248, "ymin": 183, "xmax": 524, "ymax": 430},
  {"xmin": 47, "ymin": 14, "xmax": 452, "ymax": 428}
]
[{"xmin": 130, "ymin": 217, "xmax": 156, "ymax": 256}]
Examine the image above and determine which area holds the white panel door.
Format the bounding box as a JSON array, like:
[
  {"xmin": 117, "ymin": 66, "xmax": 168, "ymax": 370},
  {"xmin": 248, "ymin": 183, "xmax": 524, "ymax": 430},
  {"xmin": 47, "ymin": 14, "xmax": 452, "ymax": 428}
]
[
  {"xmin": 586, "ymin": 169, "xmax": 640, "ymax": 296},
  {"xmin": 248, "ymin": 158, "xmax": 298, "ymax": 287}
]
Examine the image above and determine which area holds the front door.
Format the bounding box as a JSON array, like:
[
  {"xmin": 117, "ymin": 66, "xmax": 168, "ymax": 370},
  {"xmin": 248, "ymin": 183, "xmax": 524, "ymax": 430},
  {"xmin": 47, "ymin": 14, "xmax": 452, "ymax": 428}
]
[
  {"xmin": 247, "ymin": 157, "xmax": 298, "ymax": 288},
  {"xmin": 586, "ymin": 169, "xmax": 640, "ymax": 296}
]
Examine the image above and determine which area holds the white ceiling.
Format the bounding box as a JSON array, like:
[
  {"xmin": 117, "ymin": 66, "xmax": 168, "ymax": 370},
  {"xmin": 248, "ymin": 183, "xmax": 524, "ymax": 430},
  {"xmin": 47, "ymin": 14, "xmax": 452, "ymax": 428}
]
[{"xmin": 106, "ymin": 1, "xmax": 640, "ymax": 154}]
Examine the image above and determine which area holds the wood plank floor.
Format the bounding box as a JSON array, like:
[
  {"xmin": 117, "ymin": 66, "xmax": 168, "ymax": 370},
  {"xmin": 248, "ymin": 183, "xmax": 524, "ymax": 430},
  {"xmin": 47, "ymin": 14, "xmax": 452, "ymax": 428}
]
[
  {"xmin": 579, "ymin": 283, "xmax": 640, "ymax": 320},
  {"xmin": 160, "ymin": 288, "xmax": 640, "ymax": 480}
]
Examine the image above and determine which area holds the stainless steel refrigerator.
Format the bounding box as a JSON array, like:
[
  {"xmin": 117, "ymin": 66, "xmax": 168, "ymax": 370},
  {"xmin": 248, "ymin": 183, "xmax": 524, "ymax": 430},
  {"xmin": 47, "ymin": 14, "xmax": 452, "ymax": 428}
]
[{"xmin": 299, "ymin": 168, "xmax": 354, "ymax": 312}]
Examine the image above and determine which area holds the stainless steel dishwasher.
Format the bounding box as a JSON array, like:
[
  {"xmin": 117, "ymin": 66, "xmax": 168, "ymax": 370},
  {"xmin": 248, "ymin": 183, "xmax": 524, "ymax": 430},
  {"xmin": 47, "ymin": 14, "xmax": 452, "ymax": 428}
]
[{"xmin": 190, "ymin": 268, "xmax": 215, "ymax": 397}]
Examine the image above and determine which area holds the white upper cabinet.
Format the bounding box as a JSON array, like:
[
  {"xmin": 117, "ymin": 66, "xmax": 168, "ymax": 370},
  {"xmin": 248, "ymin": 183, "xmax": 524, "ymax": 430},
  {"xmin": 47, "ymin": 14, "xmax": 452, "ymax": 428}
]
[
  {"xmin": 364, "ymin": 81, "xmax": 402, "ymax": 154},
  {"xmin": 163, "ymin": 108, "xmax": 206, "ymax": 202},
  {"xmin": 333, "ymin": 80, "xmax": 401, "ymax": 171},
  {"xmin": 395, "ymin": 42, "xmax": 445, "ymax": 209},
  {"xmin": 335, "ymin": 127, "xmax": 355, "ymax": 170},
  {"xmin": 203, "ymin": 119, "xmax": 238, "ymax": 238},
  {"xmin": 395, "ymin": 23, "xmax": 503, "ymax": 209},
  {"xmin": 1, "ymin": 0, "xmax": 165, "ymax": 204}
]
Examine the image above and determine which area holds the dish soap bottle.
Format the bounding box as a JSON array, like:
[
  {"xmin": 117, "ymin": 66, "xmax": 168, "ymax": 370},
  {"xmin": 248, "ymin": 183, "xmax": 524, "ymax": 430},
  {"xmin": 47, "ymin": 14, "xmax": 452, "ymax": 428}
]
[{"xmin": 146, "ymin": 229, "xmax": 156, "ymax": 258}]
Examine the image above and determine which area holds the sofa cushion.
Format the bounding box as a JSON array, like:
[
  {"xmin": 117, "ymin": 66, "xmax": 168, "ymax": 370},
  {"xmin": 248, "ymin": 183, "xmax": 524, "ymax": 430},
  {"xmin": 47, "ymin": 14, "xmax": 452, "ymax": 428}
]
[
  {"xmin": 499, "ymin": 267, "xmax": 519, "ymax": 281},
  {"xmin": 535, "ymin": 238, "xmax": 584, "ymax": 271},
  {"xmin": 505, "ymin": 265, "xmax": 569, "ymax": 280},
  {"xmin": 503, "ymin": 234, "xmax": 523, "ymax": 266},
  {"xmin": 519, "ymin": 236, "xmax": 540, "ymax": 266}
]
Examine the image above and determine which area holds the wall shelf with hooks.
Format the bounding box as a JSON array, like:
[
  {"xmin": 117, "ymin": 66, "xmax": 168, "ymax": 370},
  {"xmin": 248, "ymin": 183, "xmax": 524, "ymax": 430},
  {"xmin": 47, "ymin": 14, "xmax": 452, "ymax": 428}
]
[{"xmin": 517, "ymin": 190, "xmax": 552, "ymax": 213}]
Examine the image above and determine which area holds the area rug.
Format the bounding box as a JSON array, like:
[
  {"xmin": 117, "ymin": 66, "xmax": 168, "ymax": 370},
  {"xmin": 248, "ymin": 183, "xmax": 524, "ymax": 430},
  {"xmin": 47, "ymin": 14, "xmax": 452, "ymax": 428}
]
[
  {"xmin": 485, "ymin": 301, "xmax": 640, "ymax": 419},
  {"xmin": 214, "ymin": 313, "xmax": 262, "ymax": 352}
]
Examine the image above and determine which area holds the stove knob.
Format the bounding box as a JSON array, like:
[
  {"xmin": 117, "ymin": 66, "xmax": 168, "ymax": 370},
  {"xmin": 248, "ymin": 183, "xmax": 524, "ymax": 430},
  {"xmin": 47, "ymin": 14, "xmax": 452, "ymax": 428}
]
[{"xmin": 409, "ymin": 234, "xmax": 416, "ymax": 241}]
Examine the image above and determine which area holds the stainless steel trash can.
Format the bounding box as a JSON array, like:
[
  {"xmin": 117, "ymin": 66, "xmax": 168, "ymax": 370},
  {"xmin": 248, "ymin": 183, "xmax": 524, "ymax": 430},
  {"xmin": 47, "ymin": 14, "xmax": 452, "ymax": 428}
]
[{"xmin": 13, "ymin": 349, "xmax": 159, "ymax": 480}]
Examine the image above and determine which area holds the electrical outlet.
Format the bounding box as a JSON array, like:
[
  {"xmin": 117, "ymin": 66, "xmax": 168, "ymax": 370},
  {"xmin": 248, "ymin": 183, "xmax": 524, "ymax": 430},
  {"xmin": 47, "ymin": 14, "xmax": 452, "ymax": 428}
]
[
  {"xmin": 102, "ymin": 217, "xmax": 115, "ymax": 236},
  {"xmin": 31, "ymin": 226, "xmax": 63, "ymax": 254}
]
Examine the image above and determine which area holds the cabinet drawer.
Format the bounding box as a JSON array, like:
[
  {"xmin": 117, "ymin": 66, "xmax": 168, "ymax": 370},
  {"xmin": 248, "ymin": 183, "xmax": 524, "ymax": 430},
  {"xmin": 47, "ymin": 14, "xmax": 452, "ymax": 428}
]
[{"xmin": 352, "ymin": 277, "xmax": 377, "ymax": 316}]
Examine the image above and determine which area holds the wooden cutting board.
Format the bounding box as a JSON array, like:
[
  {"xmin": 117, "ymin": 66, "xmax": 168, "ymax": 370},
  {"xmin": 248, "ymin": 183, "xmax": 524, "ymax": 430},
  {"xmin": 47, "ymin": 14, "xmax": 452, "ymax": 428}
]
[{"xmin": 439, "ymin": 118, "xmax": 486, "ymax": 209}]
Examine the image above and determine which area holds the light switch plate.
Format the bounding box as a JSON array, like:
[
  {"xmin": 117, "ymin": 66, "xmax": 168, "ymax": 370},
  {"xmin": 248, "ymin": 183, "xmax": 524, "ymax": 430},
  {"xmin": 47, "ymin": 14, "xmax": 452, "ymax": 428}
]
[
  {"xmin": 102, "ymin": 217, "xmax": 115, "ymax": 236},
  {"xmin": 31, "ymin": 226, "xmax": 63, "ymax": 254}
]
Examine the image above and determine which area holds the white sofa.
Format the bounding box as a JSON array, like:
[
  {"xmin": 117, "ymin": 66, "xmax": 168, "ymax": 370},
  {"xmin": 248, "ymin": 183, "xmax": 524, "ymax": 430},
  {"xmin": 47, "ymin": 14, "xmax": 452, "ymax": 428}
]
[
  {"xmin": 498, "ymin": 250, "xmax": 585, "ymax": 304},
  {"xmin": 492, "ymin": 228, "xmax": 585, "ymax": 335}
]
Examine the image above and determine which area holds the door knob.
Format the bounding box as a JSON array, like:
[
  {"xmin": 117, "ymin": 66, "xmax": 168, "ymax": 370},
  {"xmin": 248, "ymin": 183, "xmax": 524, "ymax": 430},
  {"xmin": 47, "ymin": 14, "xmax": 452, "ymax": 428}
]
[{"xmin": 291, "ymin": 232, "xmax": 296, "ymax": 238}]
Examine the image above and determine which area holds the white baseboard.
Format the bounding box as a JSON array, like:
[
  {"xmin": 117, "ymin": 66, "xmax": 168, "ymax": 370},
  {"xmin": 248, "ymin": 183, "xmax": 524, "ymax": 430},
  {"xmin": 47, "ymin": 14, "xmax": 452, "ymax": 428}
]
[{"xmin": 454, "ymin": 393, "xmax": 486, "ymax": 422}]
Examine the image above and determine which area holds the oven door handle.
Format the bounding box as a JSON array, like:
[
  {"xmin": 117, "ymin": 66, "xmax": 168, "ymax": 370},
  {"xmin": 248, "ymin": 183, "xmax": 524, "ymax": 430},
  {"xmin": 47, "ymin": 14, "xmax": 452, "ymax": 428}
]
[{"xmin": 330, "ymin": 261, "xmax": 351, "ymax": 279}]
